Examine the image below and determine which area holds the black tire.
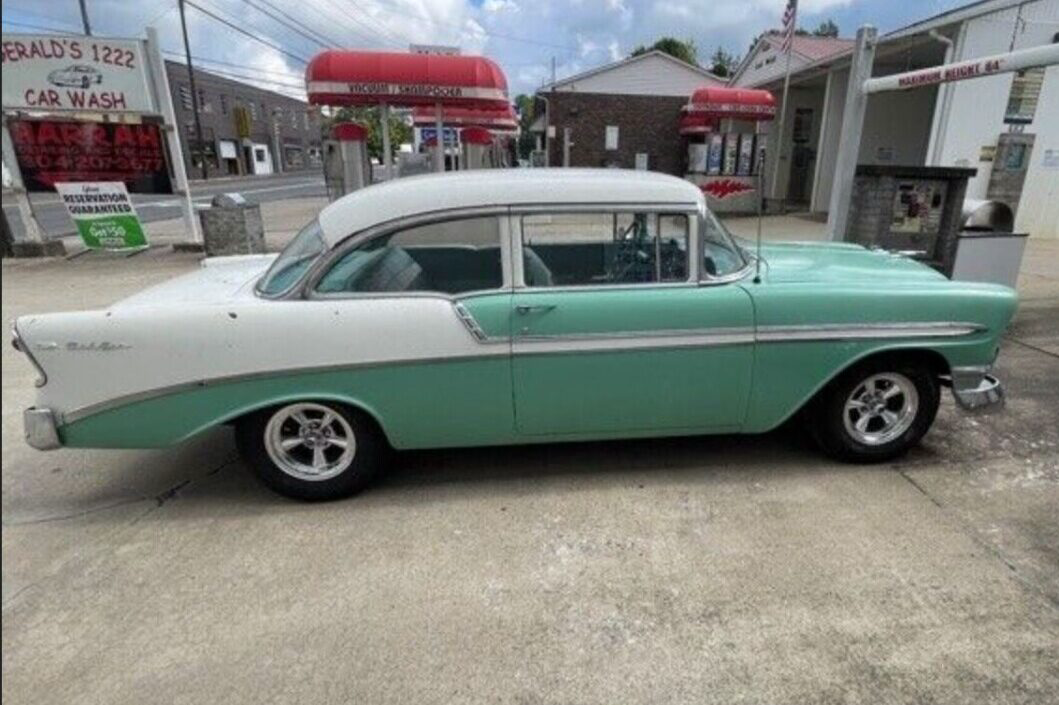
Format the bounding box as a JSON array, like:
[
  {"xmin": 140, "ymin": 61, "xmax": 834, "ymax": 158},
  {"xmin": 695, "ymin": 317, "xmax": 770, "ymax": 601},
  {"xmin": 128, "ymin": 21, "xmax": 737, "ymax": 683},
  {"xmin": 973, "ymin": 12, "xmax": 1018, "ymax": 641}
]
[
  {"xmin": 236, "ymin": 400, "xmax": 385, "ymax": 501},
  {"xmin": 809, "ymin": 357, "xmax": 941, "ymax": 463}
]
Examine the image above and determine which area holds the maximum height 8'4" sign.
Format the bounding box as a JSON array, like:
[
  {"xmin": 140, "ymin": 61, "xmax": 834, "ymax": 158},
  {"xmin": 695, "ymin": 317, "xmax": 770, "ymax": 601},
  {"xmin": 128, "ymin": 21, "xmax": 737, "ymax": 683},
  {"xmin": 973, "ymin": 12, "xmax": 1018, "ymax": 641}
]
[{"xmin": 1, "ymin": 34, "xmax": 156, "ymax": 113}]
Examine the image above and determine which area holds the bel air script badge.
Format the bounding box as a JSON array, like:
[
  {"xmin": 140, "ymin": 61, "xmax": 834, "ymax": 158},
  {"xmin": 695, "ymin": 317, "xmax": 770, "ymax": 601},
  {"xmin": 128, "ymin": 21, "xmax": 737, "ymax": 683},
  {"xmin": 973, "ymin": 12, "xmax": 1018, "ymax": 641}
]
[{"xmin": 34, "ymin": 341, "xmax": 131, "ymax": 352}]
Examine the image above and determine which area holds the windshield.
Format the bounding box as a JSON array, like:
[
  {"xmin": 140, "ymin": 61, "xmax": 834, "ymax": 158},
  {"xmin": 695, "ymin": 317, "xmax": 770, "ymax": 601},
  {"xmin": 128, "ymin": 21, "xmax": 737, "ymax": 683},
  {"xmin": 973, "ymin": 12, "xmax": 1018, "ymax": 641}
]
[
  {"xmin": 256, "ymin": 219, "xmax": 326, "ymax": 296},
  {"xmin": 701, "ymin": 210, "xmax": 747, "ymax": 277}
]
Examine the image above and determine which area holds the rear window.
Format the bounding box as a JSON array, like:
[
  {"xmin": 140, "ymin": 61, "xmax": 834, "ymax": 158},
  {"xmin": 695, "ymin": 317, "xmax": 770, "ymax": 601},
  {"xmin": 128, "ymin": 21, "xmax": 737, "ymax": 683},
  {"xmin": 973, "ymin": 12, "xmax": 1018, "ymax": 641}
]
[{"xmin": 257, "ymin": 219, "xmax": 326, "ymax": 296}]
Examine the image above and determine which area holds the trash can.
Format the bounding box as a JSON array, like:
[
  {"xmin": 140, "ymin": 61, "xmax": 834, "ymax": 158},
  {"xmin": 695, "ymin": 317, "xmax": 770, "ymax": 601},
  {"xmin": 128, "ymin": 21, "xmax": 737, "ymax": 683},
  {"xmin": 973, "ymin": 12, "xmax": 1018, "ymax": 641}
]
[
  {"xmin": 950, "ymin": 199, "xmax": 1028, "ymax": 288},
  {"xmin": 198, "ymin": 193, "xmax": 266, "ymax": 257}
]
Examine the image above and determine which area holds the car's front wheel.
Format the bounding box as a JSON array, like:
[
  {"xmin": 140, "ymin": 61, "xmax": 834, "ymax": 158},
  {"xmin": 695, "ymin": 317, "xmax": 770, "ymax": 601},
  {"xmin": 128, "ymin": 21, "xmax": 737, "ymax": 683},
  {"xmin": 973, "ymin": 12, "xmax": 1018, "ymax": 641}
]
[
  {"xmin": 236, "ymin": 401, "xmax": 384, "ymax": 500},
  {"xmin": 810, "ymin": 359, "xmax": 940, "ymax": 463}
]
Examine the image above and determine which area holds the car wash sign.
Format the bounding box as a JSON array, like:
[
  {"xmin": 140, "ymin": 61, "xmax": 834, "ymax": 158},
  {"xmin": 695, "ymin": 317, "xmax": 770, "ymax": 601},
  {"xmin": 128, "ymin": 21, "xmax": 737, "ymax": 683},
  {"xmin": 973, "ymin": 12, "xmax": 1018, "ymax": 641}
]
[
  {"xmin": 55, "ymin": 182, "xmax": 148, "ymax": 250},
  {"xmin": 1, "ymin": 34, "xmax": 155, "ymax": 113}
]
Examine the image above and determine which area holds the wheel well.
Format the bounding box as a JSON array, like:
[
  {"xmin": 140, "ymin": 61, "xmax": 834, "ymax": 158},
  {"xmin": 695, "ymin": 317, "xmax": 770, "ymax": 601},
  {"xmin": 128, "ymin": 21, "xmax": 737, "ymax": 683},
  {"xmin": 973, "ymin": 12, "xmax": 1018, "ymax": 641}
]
[
  {"xmin": 797, "ymin": 348, "xmax": 951, "ymax": 419},
  {"xmin": 228, "ymin": 397, "xmax": 393, "ymax": 449}
]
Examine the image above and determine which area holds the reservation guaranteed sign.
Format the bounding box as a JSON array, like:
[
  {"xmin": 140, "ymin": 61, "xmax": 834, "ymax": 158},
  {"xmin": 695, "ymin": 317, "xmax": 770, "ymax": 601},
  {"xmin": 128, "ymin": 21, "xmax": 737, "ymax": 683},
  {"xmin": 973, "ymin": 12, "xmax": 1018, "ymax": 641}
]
[
  {"xmin": 1, "ymin": 33, "xmax": 155, "ymax": 113},
  {"xmin": 55, "ymin": 182, "xmax": 148, "ymax": 250},
  {"xmin": 8, "ymin": 119, "xmax": 173, "ymax": 194}
]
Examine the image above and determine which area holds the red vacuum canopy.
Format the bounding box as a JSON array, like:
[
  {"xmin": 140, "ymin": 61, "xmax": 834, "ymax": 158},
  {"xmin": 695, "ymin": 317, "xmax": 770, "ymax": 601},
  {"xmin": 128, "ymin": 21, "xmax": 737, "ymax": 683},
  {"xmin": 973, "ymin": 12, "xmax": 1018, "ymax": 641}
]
[
  {"xmin": 411, "ymin": 105, "xmax": 517, "ymax": 131},
  {"xmin": 685, "ymin": 87, "xmax": 776, "ymax": 121},
  {"xmin": 306, "ymin": 50, "xmax": 509, "ymax": 109}
]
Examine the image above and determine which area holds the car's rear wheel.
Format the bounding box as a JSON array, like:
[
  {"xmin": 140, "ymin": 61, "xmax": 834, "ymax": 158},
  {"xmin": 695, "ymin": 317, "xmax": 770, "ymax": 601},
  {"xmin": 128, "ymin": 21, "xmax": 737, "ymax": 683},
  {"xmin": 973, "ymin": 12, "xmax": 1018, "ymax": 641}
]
[
  {"xmin": 810, "ymin": 359, "xmax": 940, "ymax": 463},
  {"xmin": 236, "ymin": 401, "xmax": 384, "ymax": 500}
]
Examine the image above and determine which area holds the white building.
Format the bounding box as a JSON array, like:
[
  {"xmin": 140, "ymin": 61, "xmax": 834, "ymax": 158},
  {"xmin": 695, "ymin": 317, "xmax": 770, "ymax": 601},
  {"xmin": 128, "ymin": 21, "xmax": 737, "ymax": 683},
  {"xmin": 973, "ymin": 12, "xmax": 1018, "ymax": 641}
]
[{"xmin": 733, "ymin": 0, "xmax": 1059, "ymax": 238}]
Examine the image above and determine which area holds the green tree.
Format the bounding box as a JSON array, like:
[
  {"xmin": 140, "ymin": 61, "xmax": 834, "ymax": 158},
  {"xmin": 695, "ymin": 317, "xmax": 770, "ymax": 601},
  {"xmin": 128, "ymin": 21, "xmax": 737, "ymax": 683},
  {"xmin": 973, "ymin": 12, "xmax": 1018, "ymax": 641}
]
[
  {"xmin": 513, "ymin": 93, "xmax": 536, "ymax": 161},
  {"xmin": 812, "ymin": 19, "xmax": 839, "ymax": 38},
  {"xmin": 708, "ymin": 47, "xmax": 739, "ymax": 78},
  {"xmin": 630, "ymin": 37, "xmax": 698, "ymax": 66},
  {"xmin": 323, "ymin": 105, "xmax": 412, "ymax": 162}
]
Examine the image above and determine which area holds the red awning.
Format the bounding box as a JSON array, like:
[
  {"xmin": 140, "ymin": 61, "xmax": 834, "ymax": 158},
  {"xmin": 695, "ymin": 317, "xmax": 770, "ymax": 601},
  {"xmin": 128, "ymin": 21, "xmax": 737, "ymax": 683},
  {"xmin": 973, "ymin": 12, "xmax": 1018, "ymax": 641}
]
[
  {"xmin": 306, "ymin": 50, "xmax": 509, "ymax": 109},
  {"xmin": 685, "ymin": 87, "xmax": 776, "ymax": 121},
  {"xmin": 412, "ymin": 105, "xmax": 517, "ymax": 130},
  {"xmin": 330, "ymin": 122, "xmax": 369, "ymax": 141},
  {"xmin": 679, "ymin": 113, "xmax": 715, "ymax": 136}
]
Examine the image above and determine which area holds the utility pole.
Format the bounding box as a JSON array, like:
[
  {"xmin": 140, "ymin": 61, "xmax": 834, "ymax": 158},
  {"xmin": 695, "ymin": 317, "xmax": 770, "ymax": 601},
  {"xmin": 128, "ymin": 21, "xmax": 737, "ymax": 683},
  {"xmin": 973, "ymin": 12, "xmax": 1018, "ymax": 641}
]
[
  {"xmin": 178, "ymin": 0, "xmax": 209, "ymax": 181},
  {"xmin": 78, "ymin": 0, "xmax": 91, "ymax": 35}
]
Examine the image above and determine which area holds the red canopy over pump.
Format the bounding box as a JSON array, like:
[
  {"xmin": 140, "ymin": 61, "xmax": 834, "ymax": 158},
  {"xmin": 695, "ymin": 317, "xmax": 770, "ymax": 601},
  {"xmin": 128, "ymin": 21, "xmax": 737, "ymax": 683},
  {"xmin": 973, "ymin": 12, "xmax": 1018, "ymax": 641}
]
[
  {"xmin": 678, "ymin": 113, "xmax": 715, "ymax": 136},
  {"xmin": 685, "ymin": 87, "xmax": 776, "ymax": 121},
  {"xmin": 330, "ymin": 122, "xmax": 369, "ymax": 141},
  {"xmin": 306, "ymin": 50, "xmax": 509, "ymax": 109},
  {"xmin": 411, "ymin": 105, "xmax": 517, "ymax": 131}
]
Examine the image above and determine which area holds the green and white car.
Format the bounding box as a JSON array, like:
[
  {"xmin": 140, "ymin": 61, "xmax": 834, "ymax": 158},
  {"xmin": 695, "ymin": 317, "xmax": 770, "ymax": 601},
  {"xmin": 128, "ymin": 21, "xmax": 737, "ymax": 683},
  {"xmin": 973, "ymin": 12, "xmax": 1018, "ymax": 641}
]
[{"xmin": 15, "ymin": 169, "xmax": 1014, "ymax": 500}]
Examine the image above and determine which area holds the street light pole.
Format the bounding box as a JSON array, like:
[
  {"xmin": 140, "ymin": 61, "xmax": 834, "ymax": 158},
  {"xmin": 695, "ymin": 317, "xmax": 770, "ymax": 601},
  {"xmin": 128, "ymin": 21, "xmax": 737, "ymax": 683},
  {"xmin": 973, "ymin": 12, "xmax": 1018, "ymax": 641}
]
[
  {"xmin": 78, "ymin": 0, "xmax": 91, "ymax": 35},
  {"xmin": 178, "ymin": 0, "xmax": 209, "ymax": 181}
]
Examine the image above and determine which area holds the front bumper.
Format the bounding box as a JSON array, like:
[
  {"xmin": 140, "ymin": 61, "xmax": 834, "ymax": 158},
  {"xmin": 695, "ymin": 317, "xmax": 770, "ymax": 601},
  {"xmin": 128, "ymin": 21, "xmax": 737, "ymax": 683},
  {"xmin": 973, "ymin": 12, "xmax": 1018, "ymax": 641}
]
[
  {"xmin": 949, "ymin": 367, "xmax": 1005, "ymax": 413},
  {"xmin": 24, "ymin": 408, "xmax": 62, "ymax": 450}
]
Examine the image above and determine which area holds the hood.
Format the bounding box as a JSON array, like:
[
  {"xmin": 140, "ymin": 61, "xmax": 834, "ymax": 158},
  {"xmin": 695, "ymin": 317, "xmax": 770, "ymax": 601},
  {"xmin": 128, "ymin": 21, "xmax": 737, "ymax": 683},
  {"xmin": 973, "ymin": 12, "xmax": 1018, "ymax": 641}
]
[
  {"xmin": 110, "ymin": 254, "xmax": 278, "ymax": 310},
  {"xmin": 759, "ymin": 242, "xmax": 946, "ymax": 284}
]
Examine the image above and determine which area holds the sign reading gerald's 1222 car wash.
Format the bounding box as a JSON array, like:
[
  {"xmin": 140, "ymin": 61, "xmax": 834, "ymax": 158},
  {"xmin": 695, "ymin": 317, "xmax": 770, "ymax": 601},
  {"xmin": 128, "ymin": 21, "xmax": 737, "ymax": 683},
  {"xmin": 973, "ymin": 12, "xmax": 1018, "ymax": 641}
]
[
  {"xmin": 55, "ymin": 182, "xmax": 148, "ymax": 250},
  {"xmin": 0, "ymin": 34, "xmax": 155, "ymax": 113}
]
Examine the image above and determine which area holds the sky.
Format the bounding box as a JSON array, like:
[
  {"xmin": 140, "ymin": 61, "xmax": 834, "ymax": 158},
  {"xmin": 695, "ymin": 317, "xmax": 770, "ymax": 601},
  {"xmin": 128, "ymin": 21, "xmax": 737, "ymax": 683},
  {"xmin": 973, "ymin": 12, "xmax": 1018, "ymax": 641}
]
[{"xmin": 1, "ymin": 0, "xmax": 974, "ymax": 99}]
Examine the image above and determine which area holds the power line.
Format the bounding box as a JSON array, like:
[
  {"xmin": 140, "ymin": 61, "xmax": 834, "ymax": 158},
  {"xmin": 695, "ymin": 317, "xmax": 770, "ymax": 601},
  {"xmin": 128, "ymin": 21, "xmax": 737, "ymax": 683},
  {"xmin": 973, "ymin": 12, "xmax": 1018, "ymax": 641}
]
[
  {"xmin": 185, "ymin": 0, "xmax": 310, "ymax": 64},
  {"xmin": 238, "ymin": 0, "xmax": 330, "ymax": 50},
  {"xmin": 253, "ymin": 0, "xmax": 346, "ymax": 48},
  {"xmin": 338, "ymin": 0, "xmax": 413, "ymax": 47},
  {"xmin": 1, "ymin": 18, "xmax": 79, "ymax": 34},
  {"xmin": 162, "ymin": 50, "xmax": 305, "ymax": 80},
  {"xmin": 307, "ymin": 0, "xmax": 404, "ymax": 49}
]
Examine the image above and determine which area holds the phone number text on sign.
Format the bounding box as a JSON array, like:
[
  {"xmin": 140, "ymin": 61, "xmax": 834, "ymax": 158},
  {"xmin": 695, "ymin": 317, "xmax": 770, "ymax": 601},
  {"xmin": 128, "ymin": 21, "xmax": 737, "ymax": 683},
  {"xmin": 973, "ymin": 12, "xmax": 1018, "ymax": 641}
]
[{"xmin": 9, "ymin": 120, "xmax": 173, "ymax": 194}]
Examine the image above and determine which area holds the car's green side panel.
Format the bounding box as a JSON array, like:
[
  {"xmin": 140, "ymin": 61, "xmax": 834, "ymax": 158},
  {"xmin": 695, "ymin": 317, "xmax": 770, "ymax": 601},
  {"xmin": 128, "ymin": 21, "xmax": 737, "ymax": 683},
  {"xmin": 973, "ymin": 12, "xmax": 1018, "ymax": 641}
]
[
  {"xmin": 741, "ymin": 282, "xmax": 1017, "ymax": 432},
  {"xmin": 59, "ymin": 357, "xmax": 517, "ymax": 450},
  {"xmin": 510, "ymin": 285, "xmax": 754, "ymax": 434}
]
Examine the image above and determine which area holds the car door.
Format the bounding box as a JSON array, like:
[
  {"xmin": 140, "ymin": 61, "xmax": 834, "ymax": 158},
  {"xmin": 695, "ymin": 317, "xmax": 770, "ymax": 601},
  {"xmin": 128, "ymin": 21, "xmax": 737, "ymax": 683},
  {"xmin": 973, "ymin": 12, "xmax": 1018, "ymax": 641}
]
[{"xmin": 510, "ymin": 208, "xmax": 755, "ymax": 437}]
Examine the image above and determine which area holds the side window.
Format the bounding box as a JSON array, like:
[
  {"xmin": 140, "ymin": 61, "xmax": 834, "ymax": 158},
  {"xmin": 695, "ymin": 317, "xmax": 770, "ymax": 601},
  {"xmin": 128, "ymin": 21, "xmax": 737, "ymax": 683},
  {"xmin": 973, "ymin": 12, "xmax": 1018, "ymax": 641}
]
[
  {"xmin": 521, "ymin": 212, "xmax": 688, "ymax": 287},
  {"xmin": 315, "ymin": 216, "xmax": 502, "ymax": 295}
]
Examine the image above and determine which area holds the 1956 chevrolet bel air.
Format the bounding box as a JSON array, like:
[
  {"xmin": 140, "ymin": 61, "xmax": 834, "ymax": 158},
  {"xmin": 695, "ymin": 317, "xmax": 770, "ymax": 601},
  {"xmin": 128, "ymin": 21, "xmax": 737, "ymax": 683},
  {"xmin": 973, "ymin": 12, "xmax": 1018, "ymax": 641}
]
[{"xmin": 15, "ymin": 169, "xmax": 1014, "ymax": 500}]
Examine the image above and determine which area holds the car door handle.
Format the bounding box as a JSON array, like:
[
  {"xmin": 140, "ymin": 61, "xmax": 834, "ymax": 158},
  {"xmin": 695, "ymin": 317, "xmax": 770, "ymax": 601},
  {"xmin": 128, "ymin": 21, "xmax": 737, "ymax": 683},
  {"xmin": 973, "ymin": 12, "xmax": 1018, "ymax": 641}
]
[{"xmin": 515, "ymin": 304, "xmax": 557, "ymax": 315}]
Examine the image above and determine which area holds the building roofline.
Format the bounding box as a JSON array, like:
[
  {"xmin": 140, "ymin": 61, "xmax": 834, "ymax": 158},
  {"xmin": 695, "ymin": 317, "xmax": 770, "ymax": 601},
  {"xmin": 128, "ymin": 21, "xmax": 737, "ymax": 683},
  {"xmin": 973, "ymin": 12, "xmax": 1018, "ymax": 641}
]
[
  {"xmin": 881, "ymin": 0, "xmax": 1025, "ymax": 40},
  {"xmin": 540, "ymin": 49, "xmax": 722, "ymax": 93},
  {"xmin": 728, "ymin": 33, "xmax": 852, "ymax": 85}
]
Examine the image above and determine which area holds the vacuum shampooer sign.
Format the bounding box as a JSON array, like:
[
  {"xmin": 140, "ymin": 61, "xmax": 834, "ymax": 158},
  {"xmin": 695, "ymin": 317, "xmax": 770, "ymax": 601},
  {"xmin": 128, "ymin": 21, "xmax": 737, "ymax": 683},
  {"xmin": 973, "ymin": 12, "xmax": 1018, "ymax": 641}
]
[
  {"xmin": 55, "ymin": 182, "xmax": 148, "ymax": 250},
  {"xmin": 1, "ymin": 34, "xmax": 155, "ymax": 113}
]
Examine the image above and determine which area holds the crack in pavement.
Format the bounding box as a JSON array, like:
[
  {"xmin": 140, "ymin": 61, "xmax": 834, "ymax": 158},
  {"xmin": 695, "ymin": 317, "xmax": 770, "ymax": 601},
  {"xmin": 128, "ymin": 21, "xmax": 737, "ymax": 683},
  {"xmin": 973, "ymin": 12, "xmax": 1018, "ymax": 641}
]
[
  {"xmin": 1005, "ymin": 334, "xmax": 1059, "ymax": 361},
  {"xmin": 895, "ymin": 467, "xmax": 1059, "ymax": 611}
]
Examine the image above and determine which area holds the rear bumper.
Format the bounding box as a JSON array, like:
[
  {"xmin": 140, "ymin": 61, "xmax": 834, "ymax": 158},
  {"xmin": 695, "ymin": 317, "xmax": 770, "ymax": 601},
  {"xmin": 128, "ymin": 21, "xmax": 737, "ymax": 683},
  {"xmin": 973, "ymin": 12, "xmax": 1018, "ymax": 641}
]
[
  {"xmin": 24, "ymin": 408, "xmax": 62, "ymax": 450},
  {"xmin": 949, "ymin": 367, "xmax": 1004, "ymax": 413}
]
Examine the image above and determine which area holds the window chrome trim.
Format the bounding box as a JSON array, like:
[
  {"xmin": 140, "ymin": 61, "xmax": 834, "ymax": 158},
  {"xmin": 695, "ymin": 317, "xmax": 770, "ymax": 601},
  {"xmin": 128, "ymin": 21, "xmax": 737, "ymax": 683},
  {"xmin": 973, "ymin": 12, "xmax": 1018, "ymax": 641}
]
[{"xmin": 297, "ymin": 205, "xmax": 512, "ymax": 301}]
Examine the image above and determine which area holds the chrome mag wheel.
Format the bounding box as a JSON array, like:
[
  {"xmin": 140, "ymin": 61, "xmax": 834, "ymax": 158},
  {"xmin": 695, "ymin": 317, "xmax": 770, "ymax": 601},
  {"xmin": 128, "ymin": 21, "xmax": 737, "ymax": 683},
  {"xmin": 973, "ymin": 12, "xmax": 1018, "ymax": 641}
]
[
  {"xmin": 264, "ymin": 402, "xmax": 357, "ymax": 482},
  {"xmin": 842, "ymin": 372, "xmax": 920, "ymax": 446}
]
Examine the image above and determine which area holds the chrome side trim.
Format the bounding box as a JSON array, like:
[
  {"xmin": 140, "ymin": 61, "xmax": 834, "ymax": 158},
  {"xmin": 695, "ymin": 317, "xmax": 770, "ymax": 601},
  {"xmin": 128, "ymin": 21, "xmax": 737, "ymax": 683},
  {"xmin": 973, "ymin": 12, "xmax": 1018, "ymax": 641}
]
[
  {"xmin": 61, "ymin": 352, "xmax": 510, "ymax": 424},
  {"xmin": 452, "ymin": 302, "xmax": 490, "ymax": 342},
  {"xmin": 24, "ymin": 408, "xmax": 61, "ymax": 450},
  {"xmin": 514, "ymin": 330, "xmax": 754, "ymax": 355},
  {"xmin": 756, "ymin": 321, "xmax": 986, "ymax": 342},
  {"xmin": 11, "ymin": 322, "xmax": 48, "ymax": 387}
]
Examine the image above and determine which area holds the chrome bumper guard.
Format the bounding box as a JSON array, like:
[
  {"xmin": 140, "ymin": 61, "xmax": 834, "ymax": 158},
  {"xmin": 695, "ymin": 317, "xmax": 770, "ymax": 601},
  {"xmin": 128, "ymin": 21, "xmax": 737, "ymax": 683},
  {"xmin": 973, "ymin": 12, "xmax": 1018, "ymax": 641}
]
[
  {"xmin": 24, "ymin": 408, "xmax": 62, "ymax": 450},
  {"xmin": 948, "ymin": 367, "xmax": 1005, "ymax": 414}
]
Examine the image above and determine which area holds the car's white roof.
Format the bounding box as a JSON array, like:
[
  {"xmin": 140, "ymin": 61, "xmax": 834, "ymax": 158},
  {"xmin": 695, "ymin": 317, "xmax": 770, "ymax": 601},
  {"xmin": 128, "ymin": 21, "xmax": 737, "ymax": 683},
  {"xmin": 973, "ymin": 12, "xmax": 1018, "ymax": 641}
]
[{"xmin": 317, "ymin": 168, "xmax": 704, "ymax": 246}]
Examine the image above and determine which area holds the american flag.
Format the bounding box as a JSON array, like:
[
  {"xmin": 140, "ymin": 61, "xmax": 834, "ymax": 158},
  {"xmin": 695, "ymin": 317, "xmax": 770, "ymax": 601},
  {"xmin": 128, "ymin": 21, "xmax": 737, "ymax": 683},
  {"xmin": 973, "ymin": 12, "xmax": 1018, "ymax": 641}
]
[{"xmin": 780, "ymin": 0, "xmax": 798, "ymax": 54}]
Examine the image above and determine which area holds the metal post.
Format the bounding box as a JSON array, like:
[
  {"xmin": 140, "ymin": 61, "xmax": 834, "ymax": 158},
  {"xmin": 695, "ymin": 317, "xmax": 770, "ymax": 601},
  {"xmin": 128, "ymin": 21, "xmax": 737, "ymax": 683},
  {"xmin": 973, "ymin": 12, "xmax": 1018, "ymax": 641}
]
[
  {"xmin": 433, "ymin": 102, "xmax": 444, "ymax": 172},
  {"xmin": 146, "ymin": 26, "xmax": 202, "ymax": 247},
  {"xmin": 178, "ymin": 0, "xmax": 209, "ymax": 181},
  {"xmin": 1, "ymin": 116, "xmax": 47, "ymax": 244},
  {"xmin": 826, "ymin": 25, "xmax": 876, "ymax": 242},
  {"xmin": 380, "ymin": 103, "xmax": 393, "ymax": 180},
  {"xmin": 562, "ymin": 127, "xmax": 571, "ymax": 167},
  {"xmin": 78, "ymin": 0, "xmax": 92, "ymax": 35},
  {"xmin": 770, "ymin": 44, "xmax": 794, "ymax": 203}
]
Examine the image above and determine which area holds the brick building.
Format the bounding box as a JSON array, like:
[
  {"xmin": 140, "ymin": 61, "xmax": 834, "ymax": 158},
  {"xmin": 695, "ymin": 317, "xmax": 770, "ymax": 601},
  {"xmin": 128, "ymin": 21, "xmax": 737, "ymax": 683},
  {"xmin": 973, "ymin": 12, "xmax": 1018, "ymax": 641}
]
[
  {"xmin": 165, "ymin": 60, "xmax": 322, "ymax": 178},
  {"xmin": 533, "ymin": 50, "xmax": 724, "ymax": 174}
]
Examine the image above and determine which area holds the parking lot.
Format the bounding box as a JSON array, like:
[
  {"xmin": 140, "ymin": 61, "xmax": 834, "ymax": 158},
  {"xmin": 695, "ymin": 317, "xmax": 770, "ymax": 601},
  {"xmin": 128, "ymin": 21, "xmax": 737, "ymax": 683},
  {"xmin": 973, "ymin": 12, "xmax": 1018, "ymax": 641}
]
[{"xmin": 2, "ymin": 211, "xmax": 1057, "ymax": 704}]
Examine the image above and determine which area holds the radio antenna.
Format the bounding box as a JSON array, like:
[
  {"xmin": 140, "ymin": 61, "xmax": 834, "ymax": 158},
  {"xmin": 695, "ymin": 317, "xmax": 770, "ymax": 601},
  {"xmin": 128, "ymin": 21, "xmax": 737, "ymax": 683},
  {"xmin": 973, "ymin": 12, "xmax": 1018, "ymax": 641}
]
[{"xmin": 753, "ymin": 120, "xmax": 764, "ymax": 284}]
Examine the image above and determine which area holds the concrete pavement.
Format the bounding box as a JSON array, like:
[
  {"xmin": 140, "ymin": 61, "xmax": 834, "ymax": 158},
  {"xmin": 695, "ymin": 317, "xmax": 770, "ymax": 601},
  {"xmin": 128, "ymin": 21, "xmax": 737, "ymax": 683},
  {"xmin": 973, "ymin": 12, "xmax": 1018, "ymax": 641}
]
[{"xmin": 2, "ymin": 214, "xmax": 1057, "ymax": 704}]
